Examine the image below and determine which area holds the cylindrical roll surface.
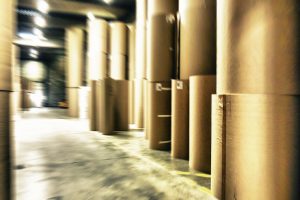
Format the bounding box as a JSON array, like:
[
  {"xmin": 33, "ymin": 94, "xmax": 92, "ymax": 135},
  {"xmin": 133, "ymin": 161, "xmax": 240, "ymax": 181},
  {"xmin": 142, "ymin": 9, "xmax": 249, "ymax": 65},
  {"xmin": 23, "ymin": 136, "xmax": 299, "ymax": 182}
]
[
  {"xmin": 143, "ymin": 79, "xmax": 148, "ymax": 139},
  {"xmin": 171, "ymin": 80, "xmax": 189, "ymax": 160},
  {"xmin": 134, "ymin": 79, "xmax": 144, "ymax": 128},
  {"xmin": 109, "ymin": 22, "xmax": 127, "ymax": 55},
  {"xmin": 88, "ymin": 80, "xmax": 97, "ymax": 131},
  {"xmin": 0, "ymin": 92, "xmax": 12, "ymax": 200},
  {"xmin": 129, "ymin": 80, "xmax": 135, "ymax": 124},
  {"xmin": 180, "ymin": 1, "xmax": 216, "ymax": 79},
  {"xmin": 148, "ymin": 81, "xmax": 171, "ymax": 150},
  {"xmin": 109, "ymin": 54, "xmax": 126, "ymax": 80},
  {"xmin": 113, "ymin": 80, "xmax": 129, "ymax": 131},
  {"xmin": 98, "ymin": 78, "xmax": 114, "ymax": 135},
  {"xmin": 147, "ymin": 14, "xmax": 176, "ymax": 81},
  {"xmin": 148, "ymin": 0, "xmax": 178, "ymax": 18},
  {"xmin": 217, "ymin": 0, "xmax": 300, "ymax": 95},
  {"xmin": 67, "ymin": 88, "xmax": 79, "ymax": 118},
  {"xmin": 212, "ymin": 94, "xmax": 300, "ymax": 200},
  {"xmin": 128, "ymin": 25, "xmax": 136, "ymax": 81},
  {"xmin": 189, "ymin": 75, "xmax": 216, "ymax": 172}
]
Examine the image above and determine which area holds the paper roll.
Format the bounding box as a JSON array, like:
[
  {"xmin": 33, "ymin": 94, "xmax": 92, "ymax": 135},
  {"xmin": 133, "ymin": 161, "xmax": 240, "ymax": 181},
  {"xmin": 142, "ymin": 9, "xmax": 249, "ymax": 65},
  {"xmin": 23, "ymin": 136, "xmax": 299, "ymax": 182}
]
[
  {"xmin": 0, "ymin": 91, "xmax": 12, "ymax": 200},
  {"xmin": 179, "ymin": 0, "xmax": 209, "ymax": 13},
  {"xmin": 148, "ymin": 81, "xmax": 172, "ymax": 150},
  {"xmin": 67, "ymin": 88, "xmax": 79, "ymax": 118},
  {"xmin": 148, "ymin": 0, "xmax": 178, "ymax": 18},
  {"xmin": 87, "ymin": 19, "xmax": 108, "ymax": 53},
  {"xmin": 109, "ymin": 22, "xmax": 127, "ymax": 55},
  {"xmin": 189, "ymin": 75, "xmax": 216, "ymax": 172},
  {"xmin": 212, "ymin": 94, "xmax": 300, "ymax": 200},
  {"xmin": 143, "ymin": 79, "xmax": 148, "ymax": 139},
  {"xmin": 66, "ymin": 27, "xmax": 84, "ymax": 88},
  {"xmin": 89, "ymin": 81, "xmax": 97, "ymax": 131},
  {"xmin": 135, "ymin": 26, "xmax": 147, "ymax": 79},
  {"xmin": 109, "ymin": 54, "xmax": 126, "ymax": 80},
  {"xmin": 134, "ymin": 79, "xmax": 144, "ymax": 128},
  {"xmin": 113, "ymin": 80, "xmax": 129, "ymax": 131},
  {"xmin": 136, "ymin": 0, "xmax": 147, "ymax": 27},
  {"xmin": 147, "ymin": 14, "xmax": 176, "ymax": 81},
  {"xmin": 129, "ymin": 80, "xmax": 135, "ymax": 124},
  {"xmin": 98, "ymin": 78, "xmax": 114, "ymax": 135},
  {"xmin": 128, "ymin": 25, "xmax": 136, "ymax": 81},
  {"xmin": 217, "ymin": 0, "xmax": 300, "ymax": 95},
  {"xmin": 171, "ymin": 80, "xmax": 189, "ymax": 160},
  {"xmin": 180, "ymin": 3, "xmax": 216, "ymax": 79}
]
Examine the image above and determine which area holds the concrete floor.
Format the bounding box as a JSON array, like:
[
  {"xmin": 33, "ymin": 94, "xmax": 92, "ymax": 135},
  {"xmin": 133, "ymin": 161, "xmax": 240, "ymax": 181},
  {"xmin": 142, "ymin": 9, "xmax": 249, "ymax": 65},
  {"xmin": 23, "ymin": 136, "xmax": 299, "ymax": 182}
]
[{"xmin": 14, "ymin": 108, "xmax": 215, "ymax": 200}]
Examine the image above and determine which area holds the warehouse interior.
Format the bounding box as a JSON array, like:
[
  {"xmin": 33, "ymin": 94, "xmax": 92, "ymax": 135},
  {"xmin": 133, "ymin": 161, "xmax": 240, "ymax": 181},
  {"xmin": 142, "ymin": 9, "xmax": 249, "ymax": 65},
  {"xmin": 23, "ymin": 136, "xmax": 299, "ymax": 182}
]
[{"xmin": 1, "ymin": 0, "xmax": 300, "ymax": 199}]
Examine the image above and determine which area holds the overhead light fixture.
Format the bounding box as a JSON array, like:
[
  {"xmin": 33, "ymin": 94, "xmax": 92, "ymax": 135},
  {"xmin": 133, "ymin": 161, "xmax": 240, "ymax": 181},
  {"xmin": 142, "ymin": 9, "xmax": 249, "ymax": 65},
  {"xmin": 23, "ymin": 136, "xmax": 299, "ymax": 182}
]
[
  {"xmin": 34, "ymin": 15, "xmax": 46, "ymax": 27},
  {"xmin": 29, "ymin": 53, "xmax": 38, "ymax": 58},
  {"xmin": 30, "ymin": 49, "xmax": 39, "ymax": 55},
  {"xmin": 33, "ymin": 28, "xmax": 43, "ymax": 37},
  {"xmin": 18, "ymin": 32, "xmax": 47, "ymax": 41},
  {"xmin": 103, "ymin": 0, "xmax": 113, "ymax": 4},
  {"xmin": 87, "ymin": 12, "xmax": 96, "ymax": 21},
  {"xmin": 37, "ymin": 0, "xmax": 49, "ymax": 13}
]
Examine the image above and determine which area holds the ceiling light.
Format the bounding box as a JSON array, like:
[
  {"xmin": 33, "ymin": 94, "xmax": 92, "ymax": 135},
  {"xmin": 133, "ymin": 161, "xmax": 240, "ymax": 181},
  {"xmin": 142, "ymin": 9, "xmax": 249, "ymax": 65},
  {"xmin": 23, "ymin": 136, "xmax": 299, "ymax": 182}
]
[
  {"xmin": 29, "ymin": 53, "xmax": 38, "ymax": 58},
  {"xmin": 30, "ymin": 49, "xmax": 39, "ymax": 55},
  {"xmin": 87, "ymin": 12, "xmax": 96, "ymax": 21},
  {"xmin": 33, "ymin": 28, "xmax": 43, "ymax": 37},
  {"xmin": 34, "ymin": 15, "xmax": 46, "ymax": 27},
  {"xmin": 37, "ymin": 0, "xmax": 49, "ymax": 13},
  {"xmin": 103, "ymin": 0, "xmax": 113, "ymax": 4}
]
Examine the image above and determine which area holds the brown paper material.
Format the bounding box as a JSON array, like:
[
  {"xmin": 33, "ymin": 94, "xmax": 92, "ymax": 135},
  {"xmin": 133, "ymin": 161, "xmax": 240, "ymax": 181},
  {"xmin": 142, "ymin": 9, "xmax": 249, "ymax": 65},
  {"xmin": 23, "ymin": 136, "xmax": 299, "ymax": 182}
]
[
  {"xmin": 148, "ymin": 81, "xmax": 172, "ymax": 150},
  {"xmin": 109, "ymin": 54, "xmax": 126, "ymax": 80},
  {"xmin": 143, "ymin": 79, "xmax": 148, "ymax": 139},
  {"xmin": 98, "ymin": 78, "xmax": 114, "ymax": 135},
  {"xmin": 113, "ymin": 80, "xmax": 129, "ymax": 131},
  {"xmin": 180, "ymin": 4, "xmax": 216, "ymax": 79},
  {"xmin": 189, "ymin": 75, "xmax": 216, "ymax": 172},
  {"xmin": 109, "ymin": 22, "xmax": 127, "ymax": 55},
  {"xmin": 128, "ymin": 25, "xmax": 136, "ymax": 81},
  {"xmin": 67, "ymin": 88, "xmax": 79, "ymax": 118},
  {"xmin": 134, "ymin": 79, "xmax": 144, "ymax": 128},
  {"xmin": 147, "ymin": 14, "xmax": 176, "ymax": 81},
  {"xmin": 0, "ymin": 91, "xmax": 12, "ymax": 200},
  {"xmin": 217, "ymin": 0, "xmax": 300, "ymax": 95},
  {"xmin": 212, "ymin": 94, "xmax": 300, "ymax": 200},
  {"xmin": 89, "ymin": 80, "xmax": 98, "ymax": 131},
  {"xmin": 171, "ymin": 80, "xmax": 189, "ymax": 160},
  {"xmin": 129, "ymin": 80, "xmax": 135, "ymax": 124},
  {"xmin": 147, "ymin": 0, "xmax": 178, "ymax": 18}
]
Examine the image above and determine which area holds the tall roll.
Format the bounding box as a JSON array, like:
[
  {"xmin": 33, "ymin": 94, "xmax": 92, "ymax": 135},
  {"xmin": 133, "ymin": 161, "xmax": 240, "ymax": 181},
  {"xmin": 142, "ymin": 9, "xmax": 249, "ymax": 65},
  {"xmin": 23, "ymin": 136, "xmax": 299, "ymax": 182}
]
[
  {"xmin": 113, "ymin": 80, "xmax": 129, "ymax": 131},
  {"xmin": 143, "ymin": 79, "xmax": 148, "ymax": 138},
  {"xmin": 211, "ymin": 94, "xmax": 300, "ymax": 200},
  {"xmin": 67, "ymin": 88, "xmax": 79, "ymax": 118},
  {"xmin": 189, "ymin": 75, "xmax": 216, "ymax": 172},
  {"xmin": 109, "ymin": 54, "xmax": 126, "ymax": 80},
  {"xmin": 0, "ymin": 92, "xmax": 12, "ymax": 200},
  {"xmin": 109, "ymin": 22, "xmax": 127, "ymax": 56},
  {"xmin": 179, "ymin": 0, "xmax": 216, "ymax": 79},
  {"xmin": 147, "ymin": 14, "xmax": 176, "ymax": 81},
  {"xmin": 148, "ymin": 0, "xmax": 178, "ymax": 18},
  {"xmin": 171, "ymin": 80, "xmax": 189, "ymax": 160},
  {"xmin": 98, "ymin": 78, "xmax": 114, "ymax": 135},
  {"xmin": 134, "ymin": 79, "xmax": 144, "ymax": 128},
  {"xmin": 217, "ymin": 0, "xmax": 300, "ymax": 95},
  {"xmin": 89, "ymin": 80, "xmax": 97, "ymax": 131},
  {"xmin": 129, "ymin": 80, "xmax": 135, "ymax": 124},
  {"xmin": 148, "ymin": 81, "xmax": 172, "ymax": 150}
]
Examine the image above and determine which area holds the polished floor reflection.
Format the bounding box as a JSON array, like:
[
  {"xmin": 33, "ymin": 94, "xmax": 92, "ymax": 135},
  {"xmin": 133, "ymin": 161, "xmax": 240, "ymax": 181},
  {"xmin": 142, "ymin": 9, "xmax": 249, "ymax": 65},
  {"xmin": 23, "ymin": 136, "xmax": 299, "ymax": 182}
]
[{"xmin": 15, "ymin": 108, "xmax": 214, "ymax": 200}]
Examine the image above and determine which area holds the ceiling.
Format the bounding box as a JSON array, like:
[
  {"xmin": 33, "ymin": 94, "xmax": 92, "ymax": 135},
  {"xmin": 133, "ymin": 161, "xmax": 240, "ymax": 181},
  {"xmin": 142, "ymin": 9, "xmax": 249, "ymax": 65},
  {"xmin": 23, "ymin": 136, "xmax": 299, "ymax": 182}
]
[{"xmin": 17, "ymin": 0, "xmax": 136, "ymax": 60}]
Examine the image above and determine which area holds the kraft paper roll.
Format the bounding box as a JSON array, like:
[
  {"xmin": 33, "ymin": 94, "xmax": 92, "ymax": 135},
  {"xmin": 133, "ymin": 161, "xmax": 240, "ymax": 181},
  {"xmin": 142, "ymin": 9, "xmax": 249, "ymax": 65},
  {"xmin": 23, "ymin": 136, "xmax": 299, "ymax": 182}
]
[
  {"xmin": 89, "ymin": 80, "xmax": 97, "ymax": 131},
  {"xmin": 129, "ymin": 80, "xmax": 135, "ymax": 124},
  {"xmin": 128, "ymin": 25, "xmax": 136, "ymax": 81},
  {"xmin": 135, "ymin": 26, "xmax": 147, "ymax": 79},
  {"xmin": 0, "ymin": 91, "xmax": 12, "ymax": 200},
  {"xmin": 98, "ymin": 52, "xmax": 108, "ymax": 79},
  {"xmin": 21, "ymin": 90, "xmax": 31, "ymax": 110},
  {"xmin": 180, "ymin": 3, "xmax": 216, "ymax": 79},
  {"xmin": 189, "ymin": 75, "xmax": 216, "ymax": 172},
  {"xmin": 179, "ymin": 0, "xmax": 209, "ymax": 13},
  {"xmin": 211, "ymin": 94, "xmax": 300, "ymax": 200},
  {"xmin": 87, "ymin": 19, "xmax": 108, "ymax": 53},
  {"xmin": 67, "ymin": 88, "xmax": 79, "ymax": 118},
  {"xmin": 109, "ymin": 22, "xmax": 127, "ymax": 55},
  {"xmin": 109, "ymin": 54, "xmax": 126, "ymax": 80},
  {"xmin": 217, "ymin": 0, "xmax": 300, "ymax": 95},
  {"xmin": 147, "ymin": 14, "xmax": 176, "ymax": 81},
  {"xmin": 134, "ymin": 79, "xmax": 144, "ymax": 128},
  {"xmin": 171, "ymin": 80, "xmax": 189, "ymax": 160},
  {"xmin": 147, "ymin": 0, "xmax": 178, "ymax": 18},
  {"xmin": 143, "ymin": 79, "xmax": 148, "ymax": 139},
  {"xmin": 136, "ymin": 0, "xmax": 147, "ymax": 26},
  {"xmin": 148, "ymin": 81, "xmax": 172, "ymax": 150},
  {"xmin": 66, "ymin": 27, "xmax": 84, "ymax": 88},
  {"xmin": 98, "ymin": 78, "xmax": 114, "ymax": 135},
  {"xmin": 113, "ymin": 80, "xmax": 129, "ymax": 131}
]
